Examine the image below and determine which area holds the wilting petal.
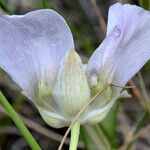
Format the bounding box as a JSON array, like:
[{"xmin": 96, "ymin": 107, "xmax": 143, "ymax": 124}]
[
  {"xmin": 52, "ymin": 50, "xmax": 91, "ymax": 117},
  {"xmin": 86, "ymin": 3, "xmax": 150, "ymax": 86},
  {"xmin": 0, "ymin": 9, "xmax": 74, "ymax": 100}
]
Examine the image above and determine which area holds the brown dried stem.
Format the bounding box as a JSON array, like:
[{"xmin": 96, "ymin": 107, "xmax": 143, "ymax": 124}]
[{"xmin": 90, "ymin": 0, "xmax": 107, "ymax": 34}]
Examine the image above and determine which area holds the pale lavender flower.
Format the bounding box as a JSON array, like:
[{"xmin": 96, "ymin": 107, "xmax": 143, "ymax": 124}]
[{"xmin": 0, "ymin": 3, "xmax": 150, "ymax": 128}]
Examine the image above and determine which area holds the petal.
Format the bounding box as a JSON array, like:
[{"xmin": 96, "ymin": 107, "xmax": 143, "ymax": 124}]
[
  {"xmin": 52, "ymin": 49, "xmax": 91, "ymax": 117},
  {"xmin": 37, "ymin": 106, "xmax": 69, "ymax": 128},
  {"xmin": 36, "ymin": 90, "xmax": 69, "ymax": 128},
  {"xmin": 0, "ymin": 9, "xmax": 74, "ymax": 100},
  {"xmin": 86, "ymin": 3, "xmax": 150, "ymax": 86},
  {"xmin": 82, "ymin": 90, "xmax": 129, "ymax": 124}
]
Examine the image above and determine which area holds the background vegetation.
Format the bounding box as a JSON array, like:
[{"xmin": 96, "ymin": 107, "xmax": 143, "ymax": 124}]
[{"xmin": 0, "ymin": 0, "xmax": 150, "ymax": 149}]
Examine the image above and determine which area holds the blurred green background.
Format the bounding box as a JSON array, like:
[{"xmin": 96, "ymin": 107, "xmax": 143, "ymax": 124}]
[{"xmin": 0, "ymin": 0, "xmax": 150, "ymax": 150}]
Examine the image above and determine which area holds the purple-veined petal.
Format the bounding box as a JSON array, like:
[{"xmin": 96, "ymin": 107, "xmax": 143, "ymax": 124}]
[
  {"xmin": 0, "ymin": 9, "xmax": 74, "ymax": 100},
  {"xmin": 86, "ymin": 3, "xmax": 150, "ymax": 86}
]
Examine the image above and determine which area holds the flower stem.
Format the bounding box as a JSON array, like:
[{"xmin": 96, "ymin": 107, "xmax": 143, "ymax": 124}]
[
  {"xmin": 0, "ymin": 91, "xmax": 41, "ymax": 150},
  {"xmin": 69, "ymin": 122, "xmax": 80, "ymax": 150}
]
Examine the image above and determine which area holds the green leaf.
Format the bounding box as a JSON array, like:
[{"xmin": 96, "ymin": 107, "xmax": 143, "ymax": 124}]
[
  {"xmin": 138, "ymin": 0, "xmax": 150, "ymax": 10},
  {"xmin": 0, "ymin": 0, "xmax": 14, "ymax": 14},
  {"xmin": 80, "ymin": 127, "xmax": 94, "ymax": 150},
  {"xmin": 0, "ymin": 91, "xmax": 41, "ymax": 150},
  {"xmin": 83, "ymin": 125, "xmax": 107, "ymax": 150},
  {"xmin": 100, "ymin": 101, "xmax": 119, "ymax": 148}
]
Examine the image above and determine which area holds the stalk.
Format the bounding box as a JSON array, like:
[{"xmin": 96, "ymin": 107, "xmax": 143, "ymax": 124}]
[
  {"xmin": 0, "ymin": 91, "xmax": 41, "ymax": 150},
  {"xmin": 69, "ymin": 122, "xmax": 80, "ymax": 150}
]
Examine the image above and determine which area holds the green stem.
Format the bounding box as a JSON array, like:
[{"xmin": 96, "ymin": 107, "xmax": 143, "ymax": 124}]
[
  {"xmin": 0, "ymin": 0, "xmax": 14, "ymax": 14},
  {"xmin": 69, "ymin": 122, "xmax": 80, "ymax": 150},
  {"xmin": 0, "ymin": 91, "xmax": 41, "ymax": 150}
]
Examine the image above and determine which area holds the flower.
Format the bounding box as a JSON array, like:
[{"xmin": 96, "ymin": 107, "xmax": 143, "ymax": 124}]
[{"xmin": 0, "ymin": 3, "xmax": 150, "ymax": 128}]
